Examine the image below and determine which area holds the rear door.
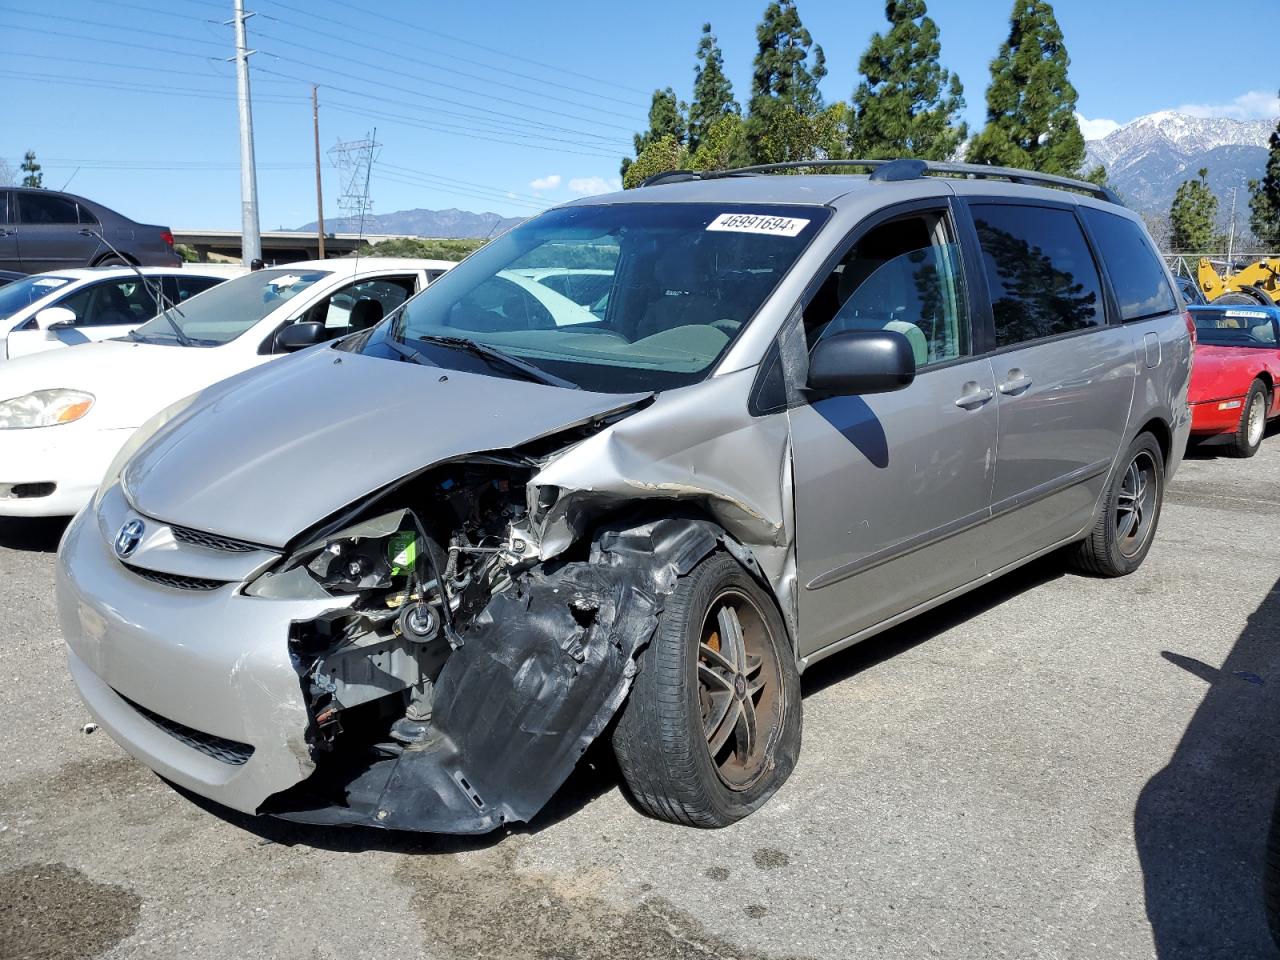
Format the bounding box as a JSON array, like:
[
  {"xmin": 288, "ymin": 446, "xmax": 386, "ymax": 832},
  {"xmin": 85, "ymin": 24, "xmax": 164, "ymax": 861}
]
[
  {"xmin": 0, "ymin": 192, "xmax": 18, "ymax": 269},
  {"xmin": 16, "ymin": 192, "xmax": 99, "ymax": 271},
  {"xmin": 962, "ymin": 200, "xmax": 1137, "ymax": 570}
]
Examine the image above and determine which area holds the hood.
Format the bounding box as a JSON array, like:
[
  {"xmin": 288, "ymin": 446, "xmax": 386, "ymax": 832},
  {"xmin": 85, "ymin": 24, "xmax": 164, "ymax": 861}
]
[
  {"xmin": 0, "ymin": 338, "xmax": 250, "ymax": 429},
  {"xmin": 122, "ymin": 345, "xmax": 647, "ymax": 547}
]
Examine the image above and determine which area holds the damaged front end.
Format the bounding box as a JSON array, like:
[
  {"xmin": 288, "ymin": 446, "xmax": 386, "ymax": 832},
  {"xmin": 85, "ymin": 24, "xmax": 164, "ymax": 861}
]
[{"xmin": 251, "ymin": 458, "xmax": 724, "ymax": 833}]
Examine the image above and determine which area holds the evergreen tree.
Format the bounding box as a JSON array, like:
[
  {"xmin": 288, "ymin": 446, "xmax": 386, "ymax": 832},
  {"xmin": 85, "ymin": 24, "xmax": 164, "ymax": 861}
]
[
  {"xmin": 690, "ymin": 114, "xmax": 750, "ymax": 172},
  {"xmin": 849, "ymin": 0, "xmax": 966, "ymax": 161},
  {"xmin": 20, "ymin": 150, "xmax": 42, "ymax": 188},
  {"xmin": 688, "ymin": 23, "xmax": 740, "ymax": 155},
  {"xmin": 622, "ymin": 135, "xmax": 689, "ymax": 190},
  {"xmin": 621, "ymin": 88, "xmax": 686, "ymax": 179},
  {"xmin": 1249, "ymin": 101, "xmax": 1280, "ymax": 248},
  {"xmin": 1170, "ymin": 168, "xmax": 1223, "ymax": 253},
  {"xmin": 968, "ymin": 0, "xmax": 1085, "ymax": 176},
  {"xmin": 746, "ymin": 0, "xmax": 828, "ymax": 163}
]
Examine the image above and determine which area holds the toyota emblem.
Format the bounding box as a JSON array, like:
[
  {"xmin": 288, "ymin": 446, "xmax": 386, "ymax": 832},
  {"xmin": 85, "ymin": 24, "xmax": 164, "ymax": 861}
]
[{"xmin": 114, "ymin": 519, "xmax": 145, "ymax": 559}]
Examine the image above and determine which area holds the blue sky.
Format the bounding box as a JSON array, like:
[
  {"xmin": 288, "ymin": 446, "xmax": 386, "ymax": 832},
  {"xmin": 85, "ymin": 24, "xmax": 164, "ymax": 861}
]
[{"xmin": 2, "ymin": 0, "xmax": 1276, "ymax": 230}]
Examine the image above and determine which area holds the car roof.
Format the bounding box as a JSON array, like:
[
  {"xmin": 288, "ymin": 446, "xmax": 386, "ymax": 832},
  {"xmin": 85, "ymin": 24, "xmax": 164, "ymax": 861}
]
[
  {"xmin": 259, "ymin": 257, "xmax": 456, "ymax": 275},
  {"xmin": 23, "ymin": 266, "xmax": 230, "ymax": 282}
]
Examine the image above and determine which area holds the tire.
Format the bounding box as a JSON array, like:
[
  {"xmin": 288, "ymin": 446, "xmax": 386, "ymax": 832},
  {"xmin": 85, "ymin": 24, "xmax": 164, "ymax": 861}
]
[
  {"xmin": 1214, "ymin": 292, "xmax": 1268, "ymax": 307},
  {"xmin": 1072, "ymin": 432, "xmax": 1165, "ymax": 577},
  {"xmin": 94, "ymin": 255, "xmax": 128, "ymax": 267},
  {"xmin": 1266, "ymin": 788, "xmax": 1280, "ymax": 951},
  {"xmin": 611, "ymin": 551, "xmax": 801, "ymax": 827},
  {"xmin": 1227, "ymin": 379, "xmax": 1269, "ymax": 458}
]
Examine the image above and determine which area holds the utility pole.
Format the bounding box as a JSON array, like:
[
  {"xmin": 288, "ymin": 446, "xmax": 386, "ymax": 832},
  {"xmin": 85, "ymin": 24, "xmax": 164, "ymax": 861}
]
[
  {"xmin": 312, "ymin": 85, "xmax": 325, "ymax": 259},
  {"xmin": 232, "ymin": 0, "xmax": 261, "ymax": 265},
  {"xmin": 1226, "ymin": 186, "xmax": 1237, "ymax": 271}
]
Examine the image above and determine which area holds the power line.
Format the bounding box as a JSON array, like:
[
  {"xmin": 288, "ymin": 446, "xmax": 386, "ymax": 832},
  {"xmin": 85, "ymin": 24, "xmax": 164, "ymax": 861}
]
[
  {"xmin": 257, "ymin": 0, "xmax": 647, "ymax": 111},
  {"xmin": 0, "ymin": 69, "xmax": 305, "ymax": 105},
  {"xmin": 0, "ymin": 7, "xmax": 227, "ymax": 50}
]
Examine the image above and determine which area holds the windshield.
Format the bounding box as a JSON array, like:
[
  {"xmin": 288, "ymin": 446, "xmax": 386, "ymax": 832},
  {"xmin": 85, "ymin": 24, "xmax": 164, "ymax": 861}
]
[
  {"xmin": 1193, "ymin": 308, "xmax": 1278, "ymax": 348},
  {"xmin": 374, "ymin": 203, "xmax": 829, "ymax": 392},
  {"xmin": 130, "ymin": 268, "xmax": 331, "ymax": 345},
  {"xmin": 0, "ymin": 274, "xmax": 74, "ymax": 320}
]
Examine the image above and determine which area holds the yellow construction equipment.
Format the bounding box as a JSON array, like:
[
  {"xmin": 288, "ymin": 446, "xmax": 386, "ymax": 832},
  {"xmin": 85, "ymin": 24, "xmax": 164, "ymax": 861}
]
[{"xmin": 1197, "ymin": 257, "xmax": 1280, "ymax": 304}]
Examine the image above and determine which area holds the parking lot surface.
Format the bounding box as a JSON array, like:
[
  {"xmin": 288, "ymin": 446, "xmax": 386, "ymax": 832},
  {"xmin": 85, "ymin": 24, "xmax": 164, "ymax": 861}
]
[{"xmin": 2, "ymin": 438, "xmax": 1278, "ymax": 960}]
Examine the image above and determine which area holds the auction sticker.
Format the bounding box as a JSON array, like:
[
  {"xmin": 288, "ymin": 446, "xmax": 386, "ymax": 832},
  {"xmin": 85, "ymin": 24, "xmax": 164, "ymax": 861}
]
[
  {"xmin": 706, "ymin": 213, "xmax": 810, "ymax": 237},
  {"xmin": 1225, "ymin": 309, "xmax": 1269, "ymax": 319}
]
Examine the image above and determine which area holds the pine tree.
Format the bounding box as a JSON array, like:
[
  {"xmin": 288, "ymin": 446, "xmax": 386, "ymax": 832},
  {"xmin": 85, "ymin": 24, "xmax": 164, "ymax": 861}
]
[
  {"xmin": 690, "ymin": 115, "xmax": 750, "ymax": 173},
  {"xmin": 622, "ymin": 135, "xmax": 689, "ymax": 190},
  {"xmin": 1170, "ymin": 168, "xmax": 1223, "ymax": 253},
  {"xmin": 20, "ymin": 150, "xmax": 42, "ymax": 188},
  {"xmin": 968, "ymin": 0, "xmax": 1085, "ymax": 176},
  {"xmin": 620, "ymin": 89, "xmax": 686, "ymax": 179},
  {"xmin": 746, "ymin": 0, "xmax": 828, "ymax": 163},
  {"xmin": 1249, "ymin": 101, "xmax": 1280, "ymax": 248},
  {"xmin": 849, "ymin": 0, "xmax": 966, "ymax": 161},
  {"xmin": 688, "ymin": 24, "xmax": 740, "ymax": 155}
]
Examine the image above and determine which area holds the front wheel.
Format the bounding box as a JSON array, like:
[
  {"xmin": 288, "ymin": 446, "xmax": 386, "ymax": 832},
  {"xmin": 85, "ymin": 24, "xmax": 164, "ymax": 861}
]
[
  {"xmin": 1227, "ymin": 379, "xmax": 1269, "ymax": 458},
  {"xmin": 611, "ymin": 551, "xmax": 801, "ymax": 827},
  {"xmin": 1072, "ymin": 432, "xmax": 1165, "ymax": 577}
]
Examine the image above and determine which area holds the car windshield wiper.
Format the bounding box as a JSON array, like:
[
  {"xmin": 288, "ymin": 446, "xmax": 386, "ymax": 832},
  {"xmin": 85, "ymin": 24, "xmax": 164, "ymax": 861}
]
[
  {"xmin": 416, "ymin": 334, "xmax": 579, "ymax": 390},
  {"xmin": 78, "ymin": 227, "xmax": 194, "ymax": 347}
]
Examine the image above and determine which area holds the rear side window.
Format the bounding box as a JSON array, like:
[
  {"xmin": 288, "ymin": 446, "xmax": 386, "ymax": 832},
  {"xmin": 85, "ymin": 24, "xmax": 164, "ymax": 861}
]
[
  {"xmin": 0, "ymin": 191, "xmax": 9, "ymax": 223},
  {"xmin": 971, "ymin": 203, "xmax": 1104, "ymax": 348},
  {"xmin": 162, "ymin": 275, "xmax": 222, "ymax": 303},
  {"xmin": 18, "ymin": 193, "xmax": 80, "ymax": 225},
  {"xmin": 1081, "ymin": 208, "xmax": 1177, "ymax": 322}
]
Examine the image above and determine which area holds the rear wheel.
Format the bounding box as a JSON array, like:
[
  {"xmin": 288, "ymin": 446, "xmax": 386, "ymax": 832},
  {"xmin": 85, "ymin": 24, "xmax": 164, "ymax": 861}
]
[
  {"xmin": 612, "ymin": 551, "xmax": 801, "ymax": 827},
  {"xmin": 94, "ymin": 255, "xmax": 128, "ymax": 267},
  {"xmin": 1072, "ymin": 432, "xmax": 1164, "ymax": 577},
  {"xmin": 1227, "ymin": 379, "xmax": 1269, "ymax": 458}
]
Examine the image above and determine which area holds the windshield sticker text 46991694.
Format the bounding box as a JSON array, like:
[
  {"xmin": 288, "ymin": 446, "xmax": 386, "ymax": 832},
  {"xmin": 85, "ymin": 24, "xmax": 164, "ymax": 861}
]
[{"xmin": 706, "ymin": 213, "xmax": 811, "ymax": 237}]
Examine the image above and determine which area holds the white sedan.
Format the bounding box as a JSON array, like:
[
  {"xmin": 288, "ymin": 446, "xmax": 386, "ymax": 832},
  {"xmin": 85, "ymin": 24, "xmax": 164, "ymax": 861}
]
[
  {"xmin": 0, "ymin": 257, "xmax": 452, "ymax": 516},
  {"xmin": 0, "ymin": 266, "xmax": 235, "ymax": 359}
]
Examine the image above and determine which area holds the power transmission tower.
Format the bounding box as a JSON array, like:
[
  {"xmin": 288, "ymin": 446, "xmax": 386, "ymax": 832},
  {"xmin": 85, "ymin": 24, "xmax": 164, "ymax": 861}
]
[
  {"xmin": 327, "ymin": 134, "xmax": 380, "ymax": 226},
  {"xmin": 231, "ymin": 0, "xmax": 261, "ymax": 265}
]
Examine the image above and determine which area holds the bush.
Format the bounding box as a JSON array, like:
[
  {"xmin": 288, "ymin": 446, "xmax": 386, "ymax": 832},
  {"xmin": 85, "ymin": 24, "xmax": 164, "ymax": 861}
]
[{"xmin": 350, "ymin": 237, "xmax": 489, "ymax": 261}]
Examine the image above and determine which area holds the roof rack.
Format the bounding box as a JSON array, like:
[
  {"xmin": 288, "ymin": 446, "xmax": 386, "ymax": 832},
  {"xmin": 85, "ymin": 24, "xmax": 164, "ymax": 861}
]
[{"xmin": 640, "ymin": 158, "xmax": 1123, "ymax": 206}]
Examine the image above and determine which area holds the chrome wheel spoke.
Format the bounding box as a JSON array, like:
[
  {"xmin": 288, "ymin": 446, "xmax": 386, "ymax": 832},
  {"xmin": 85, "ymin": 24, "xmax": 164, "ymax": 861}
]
[
  {"xmin": 717, "ymin": 606, "xmax": 747, "ymax": 673},
  {"xmin": 733, "ymin": 689, "xmax": 757, "ymax": 763},
  {"xmin": 1116, "ymin": 508, "xmax": 1138, "ymax": 541},
  {"xmin": 698, "ymin": 659, "xmax": 734, "ymax": 693},
  {"xmin": 699, "ymin": 642, "xmax": 736, "ymax": 677},
  {"xmin": 706, "ymin": 696, "xmax": 740, "ymax": 756}
]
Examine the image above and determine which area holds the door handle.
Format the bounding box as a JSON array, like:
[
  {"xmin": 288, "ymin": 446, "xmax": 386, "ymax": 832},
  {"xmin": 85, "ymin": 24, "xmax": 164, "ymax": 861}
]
[
  {"xmin": 998, "ymin": 374, "xmax": 1033, "ymax": 395},
  {"xmin": 954, "ymin": 385, "xmax": 994, "ymax": 409}
]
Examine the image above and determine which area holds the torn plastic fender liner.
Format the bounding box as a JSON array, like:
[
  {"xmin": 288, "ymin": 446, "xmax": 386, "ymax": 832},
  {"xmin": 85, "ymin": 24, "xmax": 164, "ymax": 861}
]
[{"xmin": 267, "ymin": 518, "xmax": 721, "ymax": 833}]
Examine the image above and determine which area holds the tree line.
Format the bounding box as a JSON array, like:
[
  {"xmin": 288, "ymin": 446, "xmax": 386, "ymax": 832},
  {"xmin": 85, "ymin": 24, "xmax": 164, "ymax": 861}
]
[{"xmin": 621, "ymin": 0, "xmax": 1099, "ymax": 188}]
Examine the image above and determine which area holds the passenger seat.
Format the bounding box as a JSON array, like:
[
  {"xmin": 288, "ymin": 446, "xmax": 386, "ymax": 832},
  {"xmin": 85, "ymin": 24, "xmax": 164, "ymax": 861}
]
[{"xmin": 347, "ymin": 298, "xmax": 384, "ymax": 332}]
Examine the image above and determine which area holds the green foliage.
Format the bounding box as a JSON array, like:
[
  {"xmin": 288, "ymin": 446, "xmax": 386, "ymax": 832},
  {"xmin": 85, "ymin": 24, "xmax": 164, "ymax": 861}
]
[
  {"xmin": 1169, "ymin": 168, "xmax": 1224, "ymax": 253},
  {"xmin": 746, "ymin": 0, "xmax": 828, "ymax": 163},
  {"xmin": 1249, "ymin": 102, "xmax": 1280, "ymax": 248},
  {"xmin": 353, "ymin": 236, "xmax": 489, "ymax": 261},
  {"xmin": 690, "ymin": 114, "xmax": 751, "ymax": 172},
  {"xmin": 688, "ymin": 24, "xmax": 740, "ymax": 155},
  {"xmin": 20, "ymin": 150, "xmax": 42, "ymax": 188},
  {"xmin": 622, "ymin": 88, "xmax": 687, "ymax": 179},
  {"xmin": 622, "ymin": 135, "xmax": 689, "ymax": 189},
  {"xmin": 849, "ymin": 0, "xmax": 966, "ymax": 161},
  {"xmin": 968, "ymin": 0, "xmax": 1085, "ymax": 176},
  {"xmin": 1083, "ymin": 164, "xmax": 1108, "ymax": 187},
  {"xmin": 174, "ymin": 243, "xmax": 199, "ymax": 263}
]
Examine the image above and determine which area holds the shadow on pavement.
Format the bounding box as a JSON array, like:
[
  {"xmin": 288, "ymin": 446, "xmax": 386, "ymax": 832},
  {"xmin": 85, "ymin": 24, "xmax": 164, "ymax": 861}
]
[
  {"xmin": 1136, "ymin": 574, "xmax": 1280, "ymax": 957},
  {"xmin": 1184, "ymin": 421, "xmax": 1280, "ymax": 461},
  {"xmin": 0, "ymin": 516, "xmax": 70, "ymax": 554}
]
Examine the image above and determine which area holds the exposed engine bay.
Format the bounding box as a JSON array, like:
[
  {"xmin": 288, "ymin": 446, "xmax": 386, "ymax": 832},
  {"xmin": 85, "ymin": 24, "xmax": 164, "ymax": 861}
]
[{"xmin": 252, "ymin": 458, "xmax": 727, "ymax": 833}]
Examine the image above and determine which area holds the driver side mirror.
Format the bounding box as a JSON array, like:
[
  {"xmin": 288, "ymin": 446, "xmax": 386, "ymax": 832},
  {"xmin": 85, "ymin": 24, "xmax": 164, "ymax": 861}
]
[
  {"xmin": 275, "ymin": 321, "xmax": 327, "ymax": 352},
  {"xmin": 806, "ymin": 329, "xmax": 916, "ymax": 397},
  {"xmin": 34, "ymin": 306, "xmax": 77, "ymax": 332}
]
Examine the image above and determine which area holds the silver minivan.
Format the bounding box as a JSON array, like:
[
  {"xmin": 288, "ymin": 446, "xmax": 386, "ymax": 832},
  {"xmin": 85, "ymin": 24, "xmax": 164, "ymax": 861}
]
[{"xmin": 57, "ymin": 161, "xmax": 1192, "ymax": 833}]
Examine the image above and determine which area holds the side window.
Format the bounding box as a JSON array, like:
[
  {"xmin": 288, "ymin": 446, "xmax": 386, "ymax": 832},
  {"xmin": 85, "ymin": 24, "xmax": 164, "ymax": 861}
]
[
  {"xmin": 18, "ymin": 193, "xmax": 80, "ymax": 225},
  {"xmin": 0, "ymin": 191, "xmax": 9, "ymax": 224},
  {"xmin": 301, "ymin": 275, "xmax": 416, "ymax": 337},
  {"xmin": 971, "ymin": 203, "xmax": 1104, "ymax": 348},
  {"xmin": 1080, "ymin": 208, "xmax": 1178, "ymax": 322},
  {"xmin": 162, "ymin": 275, "xmax": 222, "ymax": 304},
  {"xmin": 806, "ymin": 211, "xmax": 970, "ymax": 368},
  {"xmin": 56, "ymin": 279, "xmax": 160, "ymax": 327},
  {"xmin": 77, "ymin": 204, "xmax": 100, "ymax": 226}
]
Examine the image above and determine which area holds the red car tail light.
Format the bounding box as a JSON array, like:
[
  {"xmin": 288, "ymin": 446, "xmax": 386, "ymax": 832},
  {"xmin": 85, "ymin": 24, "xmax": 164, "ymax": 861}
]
[
  {"xmin": 1183, "ymin": 310, "xmax": 1196, "ymax": 345},
  {"xmin": 160, "ymin": 229, "xmax": 175, "ymax": 248}
]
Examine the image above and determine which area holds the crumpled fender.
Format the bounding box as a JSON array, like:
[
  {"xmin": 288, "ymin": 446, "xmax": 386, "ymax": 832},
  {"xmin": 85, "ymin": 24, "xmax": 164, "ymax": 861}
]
[{"xmin": 266, "ymin": 517, "xmax": 721, "ymax": 833}]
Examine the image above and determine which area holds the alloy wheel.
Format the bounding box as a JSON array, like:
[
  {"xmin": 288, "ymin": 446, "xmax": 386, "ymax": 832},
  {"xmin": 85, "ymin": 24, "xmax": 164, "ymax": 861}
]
[{"xmin": 1115, "ymin": 451, "xmax": 1158, "ymax": 558}]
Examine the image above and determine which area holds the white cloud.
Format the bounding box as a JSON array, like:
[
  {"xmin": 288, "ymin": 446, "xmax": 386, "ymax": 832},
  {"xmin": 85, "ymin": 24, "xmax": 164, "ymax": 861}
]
[
  {"xmin": 1174, "ymin": 90, "xmax": 1280, "ymax": 120},
  {"xmin": 529, "ymin": 174, "xmax": 561, "ymax": 191},
  {"xmin": 567, "ymin": 176, "xmax": 621, "ymax": 196},
  {"xmin": 1075, "ymin": 112, "xmax": 1121, "ymax": 141}
]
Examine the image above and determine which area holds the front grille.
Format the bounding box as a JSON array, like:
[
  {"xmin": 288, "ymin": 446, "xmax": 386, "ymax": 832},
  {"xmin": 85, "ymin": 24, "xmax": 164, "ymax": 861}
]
[
  {"xmin": 170, "ymin": 524, "xmax": 257, "ymax": 554},
  {"xmin": 115, "ymin": 690, "xmax": 254, "ymax": 766},
  {"xmin": 121, "ymin": 563, "xmax": 227, "ymax": 592}
]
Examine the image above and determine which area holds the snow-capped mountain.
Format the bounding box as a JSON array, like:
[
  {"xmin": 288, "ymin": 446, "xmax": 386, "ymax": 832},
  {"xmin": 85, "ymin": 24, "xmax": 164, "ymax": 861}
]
[{"xmin": 1085, "ymin": 111, "xmax": 1274, "ymax": 214}]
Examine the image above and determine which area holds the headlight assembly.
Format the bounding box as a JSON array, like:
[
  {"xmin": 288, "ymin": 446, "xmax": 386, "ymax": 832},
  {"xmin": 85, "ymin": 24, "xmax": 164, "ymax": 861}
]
[{"xmin": 0, "ymin": 389, "xmax": 94, "ymax": 429}]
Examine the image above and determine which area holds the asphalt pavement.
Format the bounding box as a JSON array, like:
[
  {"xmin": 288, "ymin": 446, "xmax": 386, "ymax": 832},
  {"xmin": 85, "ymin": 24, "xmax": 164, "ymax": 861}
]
[{"xmin": 2, "ymin": 435, "xmax": 1279, "ymax": 960}]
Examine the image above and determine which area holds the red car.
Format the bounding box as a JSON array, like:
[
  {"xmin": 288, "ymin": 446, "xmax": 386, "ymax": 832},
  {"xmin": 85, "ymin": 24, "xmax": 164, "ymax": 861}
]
[{"xmin": 1188, "ymin": 303, "xmax": 1280, "ymax": 457}]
